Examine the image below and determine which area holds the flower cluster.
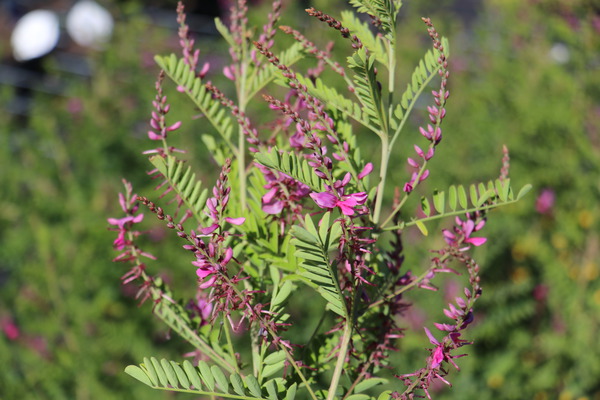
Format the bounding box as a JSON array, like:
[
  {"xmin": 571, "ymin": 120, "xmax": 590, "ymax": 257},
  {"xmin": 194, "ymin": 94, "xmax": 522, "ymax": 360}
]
[
  {"xmin": 403, "ymin": 18, "xmax": 449, "ymax": 194},
  {"xmin": 176, "ymin": 1, "xmax": 209, "ymax": 78},
  {"xmin": 395, "ymin": 251, "xmax": 481, "ymax": 399},
  {"xmin": 442, "ymin": 214, "xmax": 487, "ymax": 250}
]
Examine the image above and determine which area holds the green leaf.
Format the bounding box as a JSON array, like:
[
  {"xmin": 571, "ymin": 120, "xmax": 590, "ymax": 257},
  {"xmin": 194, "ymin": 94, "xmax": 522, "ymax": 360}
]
[
  {"xmin": 432, "ymin": 189, "xmax": 445, "ymax": 214},
  {"xmin": 142, "ymin": 357, "xmax": 159, "ymax": 386},
  {"xmin": 354, "ymin": 378, "xmax": 388, "ymax": 393},
  {"xmin": 245, "ymin": 375, "xmax": 262, "ymax": 398},
  {"xmin": 230, "ymin": 373, "xmax": 246, "ymax": 396},
  {"xmin": 377, "ymin": 390, "xmax": 393, "ymax": 400},
  {"xmin": 264, "ymin": 351, "xmax": 286, "ymax": 365},
  {"xmin": 458, "ymin": 185, "xmax": 468, "ymax": 209},
  {"xmin": 290, "ymin": 226, "xmax": 320, "ymax": 245},
  {"xmin": 386, "ymin": 179, "xmax": 530, "ymax": 232},
  {"xmin": 517, "ymin": 184, "xmax": 533, "ymax": 199},
  {"xmin": 469, "ymin": 184, "xmax": 479, "ymax": 207},
  {"xmin": 198, "ymin": 361, "xmax": 215, "ymax": 391},
  {"xmin": 415, "ymin": 220, "xmax": 428, "ymax": 236},
  {"xmin": 264, "ymin": 379, "xmax": 279, "ymax": 400},
  {"xmin": 161, "ymin": 358, "xmax": 179, "ymax": 388},
  {"xmin": 183, "ymin": 360, "xmax": 203, "ymax": 390},
  {"xmin": 171, "ymin": 361, "xmax": 190, "ymax": 389},
  {"xmin": 214, "ymin": 17, "xmax": 235, "ymax": 49},
  {"xmin": 151, "ymin": 357, "xmax": 169, "ymax": 387},
  {"xmin": 448, "ymin": 185, "xmax": 458, "ymax": 211},
  {"xmin": 285, "ymin": 383, "xmax": 297, "ymax": 400},
  {"xmin": 421, "ymin": 196, "xmax": 431, "ymax": 216},
  {"xmin": 211, "ymin": 365, "xmax": 230, "ymax": 393},
  {"xmin": 346, "ymin": 395, "xmax": 370, "ymax": 400},
  {"xmin": 125, "ymin": 365, "xmax": 154, "ymax": 387},
  {"xmin": 272, "ymin": 280, "xmax": 294, "ymax": 306}
]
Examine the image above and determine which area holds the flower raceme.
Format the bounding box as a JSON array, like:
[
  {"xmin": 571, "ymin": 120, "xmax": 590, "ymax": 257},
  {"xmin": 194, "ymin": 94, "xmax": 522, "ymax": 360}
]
[{"xmin": 442, "ymin": 216, "xmax": 487, "ymax": 249}]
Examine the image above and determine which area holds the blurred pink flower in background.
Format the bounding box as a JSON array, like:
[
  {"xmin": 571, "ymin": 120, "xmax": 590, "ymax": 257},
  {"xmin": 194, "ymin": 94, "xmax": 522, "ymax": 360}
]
[{"xmin": 535, "ymin": 188, "xmax": 555, "ymax": 215}]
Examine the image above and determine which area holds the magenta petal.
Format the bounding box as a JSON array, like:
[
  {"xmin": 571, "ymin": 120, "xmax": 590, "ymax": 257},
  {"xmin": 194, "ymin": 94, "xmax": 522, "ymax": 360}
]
[
  {"xmin": 431, "ymin": 346, "xmax": 444, "ymax": 368},
  {"xmin": 357, "ymin": 162, "xmax": 373, "ymax": 179},
  {"xmin": 166, "ymin": 121, "xmax": 182, "ymax": 131},
  {"xmin": 434, "ymin": 322, "xmax": 456, "ymax": 332},
  {"xmin": 262, "ymin": 200, "xmax": 284, "ymax": 214},
  {"xmin": 424, "ymin": 327, "xmax": 440, "ymax": 345},
  {"xmin": 463, "ymin": 220, "xmax": 475, "ymax": 236},
  {"xmin": 221, "ymin": 247, "xmax": 233, "ymax": 265},
  {"xmin": 349, "ymin": 192, "xmax": 368, "ymax": 204},
  {"xmin": 148, "ymin": 131, "xmax": 164, "ymax": 140},
  {"xmin": 225, "ymin": 217, "xmax": 245, "ymax": 225},
  {"xmin": 201, "ymin": 224, "xmax": 219, "ymax": 235},
  {"xmin": 466, "ymin": 237, "xmax": 487, "ymax": 246},
  {"xmin": 310, "ymin": 192, "xmax": 337, "ymax": 209},
  {"xmin": 199, "ymin": 276, "xmax": 217, "ymax": 289},
  {"xmin": 196, "ymin": 268, "xmax": 213, "ymax": 279},
  {"xmin": 262, "ymin": 188, "xmax": 278, "ymax": 203},
  {"xmin": 338, "ymin": 203, "xmax": 356, "ymax": 216}
]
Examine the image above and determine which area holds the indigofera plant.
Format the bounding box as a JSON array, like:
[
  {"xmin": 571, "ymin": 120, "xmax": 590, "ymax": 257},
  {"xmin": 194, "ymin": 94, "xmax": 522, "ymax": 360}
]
[{"xmin": 109, "ymin": 1, "xmax": 531, "ymax": 399}]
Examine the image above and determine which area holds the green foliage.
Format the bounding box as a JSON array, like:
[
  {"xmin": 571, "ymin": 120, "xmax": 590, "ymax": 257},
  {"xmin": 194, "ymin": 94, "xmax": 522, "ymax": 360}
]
[
  {"xmin": 392, "ymin": 39, "xmax": 446, "ymax": 124},
  {"xmin": 290, "ymin": 213, "xmax": 347, "ymax": 317},
  {"xmin": 399, "ymin": 180, "xmax": 531, "ymax": 233},
  {"xmin": 149, "ymin": 155, "xmax": 209, "ymax": 225},
  {"xmin": 254, "ymin": 149, "xmax": 326, "ymax": 192},
  {"xmin": 348, "ymin": 0, "xmax": 402, "ymax": 40},
  {"xmin": 156, "ymin": 53, "xmax": 237, "ymax": 154},
  {"xmin": 347, "ymin": 47, "xmax": 387, "ymax": 134},
  {"xmin": 126, "ymin": 357, "xmax": 298, "ymax": 400}
]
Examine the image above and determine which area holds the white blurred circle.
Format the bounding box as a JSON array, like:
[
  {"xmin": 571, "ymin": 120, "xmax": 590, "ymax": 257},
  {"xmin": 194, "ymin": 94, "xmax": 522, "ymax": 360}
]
[
  {"xmin": 549, "ymin": 43, "xmax": 570, "ymax": 64},
  {"xmin": 11, "ymin": 10, "xmax": 60, "ymax": 61},
  {"xmin": 66, "ymin": 1, "xmax": 114, "ymax": 48}
]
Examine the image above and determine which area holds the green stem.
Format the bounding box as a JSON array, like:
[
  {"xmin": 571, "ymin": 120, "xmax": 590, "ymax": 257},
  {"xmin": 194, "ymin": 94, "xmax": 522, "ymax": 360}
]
[
  {"xmin": 238, "ymin": 63, "xmax": 248, "ymax": 211},
  {"xmin": 372, "ymin": 135, "xmax": 389, "ymax": 224},
  {"xmin": 223, "ymin": 316, "xmax": 240, "ymax": 374},
  {"xmin": 326, "ymin": 322, "xmax": 352, "ymax": 400}
]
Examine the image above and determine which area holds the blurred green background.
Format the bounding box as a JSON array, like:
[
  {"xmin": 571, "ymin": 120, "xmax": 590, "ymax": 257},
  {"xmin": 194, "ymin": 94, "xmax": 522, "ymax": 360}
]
[{"xmin": 0, "ymin": 0, "xmax": 598, "ymax": 399}]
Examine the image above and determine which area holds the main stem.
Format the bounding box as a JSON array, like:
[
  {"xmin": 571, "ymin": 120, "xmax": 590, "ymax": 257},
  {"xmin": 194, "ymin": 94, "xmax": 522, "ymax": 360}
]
[
  {"xmin": 237, "ymin": 65, "xmax": 247, "ymax": 210},
  {"xmin": 372, "ymin": 136, "xmax": 389, "ymax": 225},
  {"xmin": 326, "ymin": 322, "xmax": 352, "ymax": 400}
]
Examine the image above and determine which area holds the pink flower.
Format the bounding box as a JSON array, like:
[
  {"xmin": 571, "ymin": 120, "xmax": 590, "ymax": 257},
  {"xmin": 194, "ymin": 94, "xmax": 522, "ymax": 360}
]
[
  {"xmin": 424, "ymin": 327, "xmax": 445, "ymax": 369},
  {"xmin": 107, "ymin": 214, "xmax": 144, "ymax": 250},
  {"xmin": 443, "ymin": 216, "xmax": 486, "ymax": 249},
  {"xmin": 310, "ymin": 191, "xmax": 367, "ymax": 216},
  {"xmin": 535, "ymin": 188, "xmax": 555, "ymax": 215},
  {"xmin": 1, "ymin": 317, "xmax": 20, "ymax": 341}
]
